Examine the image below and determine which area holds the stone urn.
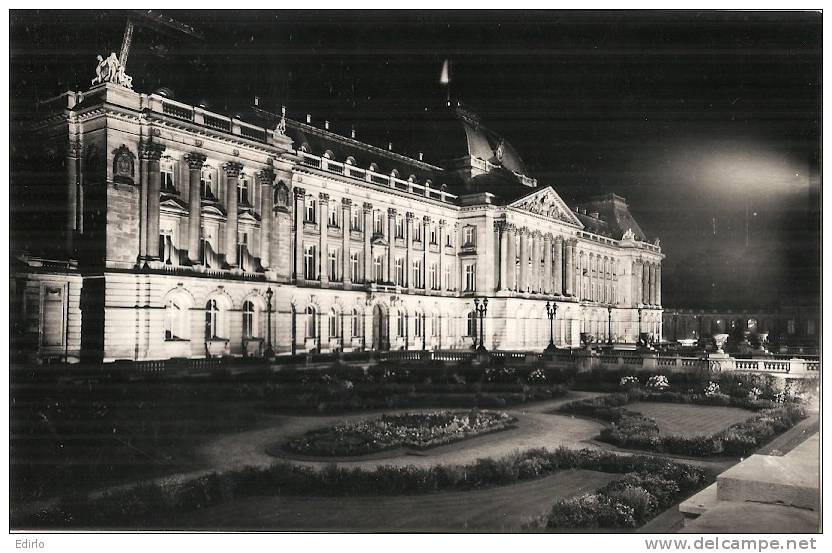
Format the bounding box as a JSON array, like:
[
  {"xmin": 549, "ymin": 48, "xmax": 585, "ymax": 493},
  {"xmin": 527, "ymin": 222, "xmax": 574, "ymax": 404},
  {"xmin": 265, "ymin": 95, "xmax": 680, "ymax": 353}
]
[{"xmin": 713, "ymin": 333, "xmax": 729, "ymax": 353}]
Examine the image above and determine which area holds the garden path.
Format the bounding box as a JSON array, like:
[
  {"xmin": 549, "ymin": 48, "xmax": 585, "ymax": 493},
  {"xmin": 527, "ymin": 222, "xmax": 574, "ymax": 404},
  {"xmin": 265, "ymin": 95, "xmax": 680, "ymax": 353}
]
[{"xmin": 196, "ymin": 391, "xmax": 607, "ymax": 471}]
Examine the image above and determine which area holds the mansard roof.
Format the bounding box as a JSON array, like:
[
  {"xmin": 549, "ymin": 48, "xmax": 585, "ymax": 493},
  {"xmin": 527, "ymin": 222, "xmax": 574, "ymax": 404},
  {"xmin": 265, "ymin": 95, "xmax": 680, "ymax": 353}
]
[{"xmin": 576, "ymin": 193, "xmax": 649, "ymax": 241}]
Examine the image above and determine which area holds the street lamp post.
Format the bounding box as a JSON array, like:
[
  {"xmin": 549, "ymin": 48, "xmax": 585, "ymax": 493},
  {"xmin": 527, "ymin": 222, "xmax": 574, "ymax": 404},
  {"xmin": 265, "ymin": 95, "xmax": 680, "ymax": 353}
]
[
  {"xmin": 474, "ymin": 297, "xmax": 488, "ymax": 352},
  {"xmin": 264, "ymin": 287, "xmax": 274, "ymax": 358},
  {"xmin": 607, "ymin": 305, "xmax": 613, "ymax": 346},
  {"xmin": 545, "ymin": 301, "xmax": 557, "ymax": 352}
]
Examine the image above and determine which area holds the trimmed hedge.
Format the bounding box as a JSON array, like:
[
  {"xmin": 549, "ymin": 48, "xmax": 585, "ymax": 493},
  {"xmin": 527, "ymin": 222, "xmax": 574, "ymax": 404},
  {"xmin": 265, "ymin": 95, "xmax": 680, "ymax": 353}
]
[
  {"xmin": 559, "ymin": 391, "xmax": 807, "ymax": 457},
  {"xmin": 19, "ymin": 447, "xmax": 711, "ymax": 529}
]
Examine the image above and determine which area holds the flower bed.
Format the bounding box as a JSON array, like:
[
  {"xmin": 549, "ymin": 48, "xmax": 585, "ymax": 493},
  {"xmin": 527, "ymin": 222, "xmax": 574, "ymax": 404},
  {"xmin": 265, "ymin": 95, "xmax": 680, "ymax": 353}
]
[
  {"xmin": 284, "ymin": 409, "xmax": 518, "ymax": 456},
  {"xmin": 560, "ymin": 390, "xmax": 807, "ymax": 457}
]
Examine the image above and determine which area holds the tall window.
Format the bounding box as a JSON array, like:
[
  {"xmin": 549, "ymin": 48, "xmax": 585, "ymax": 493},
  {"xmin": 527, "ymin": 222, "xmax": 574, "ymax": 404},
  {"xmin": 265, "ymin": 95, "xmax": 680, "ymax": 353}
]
[
  {"xmin": 395, "ymin": 258, "xmax": 405, "ymax": 286},
  {"xmin": 787, "ymin": 320, "xmax": 796, "ymax": 334},
  {"xmin": 159, "ymin": 228, "xmax": 175, "ymax": 264},
  {"xmin": 429, "ymin": 263, "xmax": 438, "ymax": 290},
  {"xmin": 329, "ymin": 308, "xmax": 340, "ymax": 338},
  {"xmin": 431, "ymin": 313, "xmax": 440, "ymax": 337},
  {"xmin": 395, "ymin": 216, "xmax": 404, "ymax": 238},
  {"xmin": 466, "ymin": 311, "xmax": 477, "ymax": 337},
  {"xmin": 351, "ymin": 207, "xmax": 362, "ymax": 231},
  {"xmin": 397, "ymin": 310, "xmax": 406, "ymax": 338},
  {"xmin": 237, "ymin": 231, "xmax": 249, "ymax": 271},
  {"xmin": 305, "ymin": 306, "xmax": 317, "ymax": 338},
  {"xmin": 463, "ymin": 225, "xmax": 476, "ymax": 247},
  {"xmin": 446, "ymin": 230, "xmax": 453, "ymax": 248},
  {"xmin": 242, "ymin": 300, "xmax": 256, "ymax": 338},
  {"xmin": 304, "ymin": 244, "xmax": 317, "ymax": 280},
  {"xmin": 374, "ymin": 255, "xmax": 384, "ymax": 282},
  {"xmin": 412, "ymin": 260, "xmax": 422, "ymax": 289},
  {"xmin": 238, "ymin": 177, "xmax": 250, "ymax": 206},
  {"xmin": 413, "ymin": 223, "xmax": 422, "ymax": 242},
  {"xmin": 305, "ymin": 196, "xmax": 317, "ymax": 223},
  {"xmin": 328, "ymin": 249, "xmax": 339, "ymax": 281},
  {"xmin": 443, "ymin": 265, "xmax": 452, "ymax": 290},
  {"xmin": 164, "ymin": 300, "xmax": 186, "ymax": 340},
  {"xmin": 205, "ymin": 299, "xmax": 221, "ymax": 339},
  {"xmin": 350, "ymin": 252, "xmax": 360, "ymax": 282},
  {"xmin": 161, "ymin": 159, "xmax": 175, "ymax": 191},
  {"xmin": 430, "ymin": 224, "xmax": 438, "ymax": 244},
  {"xmin": 464, "ymin": 263, "xmax": 477, "ymax": 292},
  {"xmin": 373, "ymin": 210, "xmax": 384, "ymax": 235},
  {"xmin": 414, "ymin": 312, "xmax": 423, "ymax": 338},
  {"xmin": 328, "ymin": 205, "xmax": 339, "ymax": 227},
  {"xmin": 200, "ymin": 168, "xmax": 214, "ymax": 200},
  {"xmin": 351, "ymin": 308, "xmax": 361, "ymax": 337}
]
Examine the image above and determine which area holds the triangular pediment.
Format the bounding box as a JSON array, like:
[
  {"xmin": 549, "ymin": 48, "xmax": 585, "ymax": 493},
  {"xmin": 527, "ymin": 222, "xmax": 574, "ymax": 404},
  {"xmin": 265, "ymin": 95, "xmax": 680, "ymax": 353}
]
[
  {"xmin": 238, "ymin": 210, "xmax": 261, "ymax": 224},
  {"xmin": 160, "ymin": 197, "xmax": 188, "ymax": 215},
  {"xmin": 509, "ymin": 186, "xmax": 583, "ymax": 227}
]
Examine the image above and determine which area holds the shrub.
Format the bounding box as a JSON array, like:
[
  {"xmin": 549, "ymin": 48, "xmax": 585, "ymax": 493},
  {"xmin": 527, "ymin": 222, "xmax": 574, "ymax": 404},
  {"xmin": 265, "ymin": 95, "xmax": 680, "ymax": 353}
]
[
  {"xmin": 548, "ymin": 494, "xmax": 637, "ymax": 528},
  {"xmin": 605, "ymin": 485, "xmax": 658, "ymax": 523}
]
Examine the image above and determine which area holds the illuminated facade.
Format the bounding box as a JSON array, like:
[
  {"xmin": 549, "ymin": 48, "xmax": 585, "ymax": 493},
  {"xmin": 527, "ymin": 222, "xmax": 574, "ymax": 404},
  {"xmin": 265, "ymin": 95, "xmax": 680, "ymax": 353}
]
[{"xmin": 11, "ymin": 75, "xmax": 664, "ymax": 363}]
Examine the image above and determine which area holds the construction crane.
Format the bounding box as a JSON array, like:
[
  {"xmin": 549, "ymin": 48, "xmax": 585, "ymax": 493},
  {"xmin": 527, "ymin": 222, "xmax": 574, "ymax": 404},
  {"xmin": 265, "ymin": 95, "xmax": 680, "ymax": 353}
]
[{"xmin": 118, "ymin": 10, "xmax": 204, "ymax": 70}]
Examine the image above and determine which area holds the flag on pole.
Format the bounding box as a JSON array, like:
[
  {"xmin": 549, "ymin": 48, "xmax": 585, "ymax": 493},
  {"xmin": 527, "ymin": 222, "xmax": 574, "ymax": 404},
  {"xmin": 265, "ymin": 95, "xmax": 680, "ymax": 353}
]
[{"xmin": 440, "ymin": 59, "xmax": 450, "ymax": 85}]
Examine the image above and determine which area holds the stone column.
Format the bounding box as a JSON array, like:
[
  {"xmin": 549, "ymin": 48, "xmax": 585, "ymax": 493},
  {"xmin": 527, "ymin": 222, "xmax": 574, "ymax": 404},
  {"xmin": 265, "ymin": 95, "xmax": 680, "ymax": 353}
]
[
  {"xmin": 649, "ymin": 263, "xmax": 657, "ymax": 305},
  {"xmin": 293, "ymin": 187, "xmax": 305, "ymax": 280},
  {"xmin": 422, "ymin": 216, "xmax": 430, "ymax": 288},
  {"xmin": 342, "ymin": 198, "xmax": 351, "ymax": 285},
  {"xmin": 498, "ymin": 222, "xmax": 508, "ymax": 291},
  {"xmin": 185, "ymin": 152, "xmax": 206, "ymax": 264},
  {"xmin": 66, "ymin": 139, "xmax": 80, "ymax": 255},
  {"xmin": 543, "ymin": 233, "xmax": 553, "ymax": 295},
  {"xmin": 530, "ymin": 231, "xmax": 540, "ymax": 293},
  {"xmin": 564, "ymin": 239, "xmax": 574, "ymax": 296},
  {"xmin": 642, "ymin": 261, "xmax": 650, "ymax": 305},
  {"xmin": 319, "ymin": 193, "xmax": 329, "ymax": 282},
  {"xmin": 363, "ymin": 202, "xmax": 372, "ymax": 282},
  {"xmin": 656, "ymin": 264, "xmax": 662, "ymax": 306},
  {"xmin": 259, "ymin": 169, "xmax": 274, "ymax": 269},
  {"xmin": 518, "ymin": 228, "xmax": 529, "ymax": 292},
  {"xmin": 553, "ymin": 236, "xmax": 563, "ymax": 295},
  {"xmin": 387, "ymin": 208, "xmax": 396, "ymax": 284},
  {"xmin": 406, "ymin": 212, "xmax": 414, "ymax": 289},
  {"xmin": 139, "ymin": 141, "xmax": 165, "ymax": 260},
  {"xmin": 223, "ymin": 162, "xmax": 243, "ymax": 267},
  {"xmin": 506, "ymin": 224, "xmax": 516, "ymax": 291},
  {"xmin": 438, "ymin": 219, "xmax": 446, "ymax": 290}
]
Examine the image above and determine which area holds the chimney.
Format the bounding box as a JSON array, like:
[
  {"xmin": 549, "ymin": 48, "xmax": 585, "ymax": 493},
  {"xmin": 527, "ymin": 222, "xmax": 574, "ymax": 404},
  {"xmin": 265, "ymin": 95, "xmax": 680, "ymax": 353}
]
[{"xmin": 306, "ymin": 114, "xmax": 312, "ymax": 124}]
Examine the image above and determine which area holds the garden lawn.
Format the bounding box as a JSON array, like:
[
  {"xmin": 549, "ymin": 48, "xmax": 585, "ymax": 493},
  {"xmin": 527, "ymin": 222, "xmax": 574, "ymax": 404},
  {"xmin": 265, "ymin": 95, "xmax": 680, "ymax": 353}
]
[
  {"xmin": 626, "ymin": 402, "xmax": 753, "ymax": 436},
  {"xmin": 167, "ymin": 469, "xmax": 619, "ymax": 531}
]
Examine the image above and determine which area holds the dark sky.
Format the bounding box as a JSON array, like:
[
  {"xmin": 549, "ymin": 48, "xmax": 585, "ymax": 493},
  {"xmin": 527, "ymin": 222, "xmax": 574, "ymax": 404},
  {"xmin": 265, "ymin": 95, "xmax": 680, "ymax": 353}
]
[{"xmin": 10, "ymin": 10, "xmax": 821, "ymax": 309}]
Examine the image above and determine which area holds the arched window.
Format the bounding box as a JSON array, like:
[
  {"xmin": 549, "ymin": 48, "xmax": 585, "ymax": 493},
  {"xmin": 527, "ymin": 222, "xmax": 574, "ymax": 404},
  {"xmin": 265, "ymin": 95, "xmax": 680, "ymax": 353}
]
[
  {"xmin": 467, "ymin": 311, "xmax": 477, "ymax": 337},
  {"xmin": 305, "ymin": 306, "xmax": 317, "ymax": 338},
  {"xmin": 164, "ymin": 300, "xmax": 187, "ymax": 340},
  {"xmin": 329, "ymin": 307, "xmax": 340, "ymax": 338},
  {"xmin": 397, "ymin": 309, "xmax": 406, "ymax": 338},
  {"xmin": 351, "ymin": 308, "xmax": 361, "ymax": 337},
  {"xmin": 242, "ymin": 300, "xmax": 257, "ymax": 338},
  {"xmin": 205, "ymin": 299, "xmax": 221, "ymax": 339}
]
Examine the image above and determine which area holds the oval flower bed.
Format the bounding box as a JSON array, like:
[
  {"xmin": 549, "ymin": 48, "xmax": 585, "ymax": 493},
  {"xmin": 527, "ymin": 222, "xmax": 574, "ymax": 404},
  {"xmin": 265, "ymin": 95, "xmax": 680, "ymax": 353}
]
[{"xmin": 284, "ymin": 409, "xmax": 518, "ymax": 457}]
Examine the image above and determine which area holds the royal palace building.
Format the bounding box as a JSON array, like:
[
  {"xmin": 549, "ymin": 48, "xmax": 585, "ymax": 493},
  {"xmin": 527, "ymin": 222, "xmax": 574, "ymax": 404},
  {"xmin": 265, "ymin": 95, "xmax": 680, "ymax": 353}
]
[{"xmin": 11, "ymin": 61, "xmax": 664, "ymax": 363}]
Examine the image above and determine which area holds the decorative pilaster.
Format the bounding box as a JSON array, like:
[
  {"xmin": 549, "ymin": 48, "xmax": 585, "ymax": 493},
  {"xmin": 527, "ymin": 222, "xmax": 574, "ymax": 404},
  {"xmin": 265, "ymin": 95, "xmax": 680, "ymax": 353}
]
[
  {"xmin": 438, "ymin": 219, "xmax": 446, "ymax": 291},
  {"xmin": 342, "ymin": 198, "xmax": 351, "ymax": 285},
  {"xmin": 319, "ymin": 192, "xmax": 330, "ymax": 282},
  {"xmin": 363, "ymin": 202, "xmax": 372, "ymax": 282},
  {"xmin": 223, "ymin": 162, "xmax": 243, "ymax": 267},
  {"xmin": 406, "ymin": 212, "xmax": 414, "ymax": 289},
  {"xmin": 642, "ymin": 260, "xmax": 650, "ymax": 305},
  {"xmin": 506, "ymin": 224, "xmax": 517, "ymax": 291},
  {"xmin": 649, "ymin": 263, "xmax": 657, "ymax": 305},
  {"xmin": 66, "ymin": 138, "xmax": 81, "ymax": 255},
  {"xmin": 531, "ymin": 231, "xmax": 541, "ymax": 293},
  {"xmin": 553, "ymin": 236, "xmax": 563, "ymax": 295},
  {"xmin": 184, "ymin": 152, "xmax": 207, "ymax": 264},
  {"xmin": 422, "ymin": 216, "xmax": 430, "ymax": 289},
  {"xmin": 564, "ymin": 238, "xmax": 574, "ymax": 296},
  {"xmin": 138, "ymin": 140, "xmax": 166, "ymax": 261},
  {"xmin": 387, "ymin": 207, "xmax": 396, "ymax": 284},
  {"xmin": 656, "ymin": 264, "xmax": 662, "ymax": 306},
  {"xmin": 258, "ymin": 169, "xmax": 275, "ymax": 269},
  {"xmin": 518, "ymin": 228, "xmax": 529, "ymax": 293},
  {"xmin": 543, "ymin": 233, "xmax": 553, "ymax": 295},
  {"xmin": 293, "ymin": 187, "xmax": 306, "ymax": 280},
  {"xmin": 497, "ymin": 221, "xmax": 508, "ymax": 291}
]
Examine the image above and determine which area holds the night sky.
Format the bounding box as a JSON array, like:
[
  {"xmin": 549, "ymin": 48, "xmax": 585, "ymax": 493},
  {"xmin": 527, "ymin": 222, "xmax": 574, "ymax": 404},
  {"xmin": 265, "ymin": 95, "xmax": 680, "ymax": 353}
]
[{"xmin": 9, "ymin": 10, "xmax": 821, "ymax": 310}]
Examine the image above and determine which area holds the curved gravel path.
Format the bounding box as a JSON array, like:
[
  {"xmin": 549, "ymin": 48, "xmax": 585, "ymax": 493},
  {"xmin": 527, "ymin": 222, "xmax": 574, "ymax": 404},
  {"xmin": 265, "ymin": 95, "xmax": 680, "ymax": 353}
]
[{"xmin": 197, "ymin": 391, "xmax": 606, "ymax": 471}]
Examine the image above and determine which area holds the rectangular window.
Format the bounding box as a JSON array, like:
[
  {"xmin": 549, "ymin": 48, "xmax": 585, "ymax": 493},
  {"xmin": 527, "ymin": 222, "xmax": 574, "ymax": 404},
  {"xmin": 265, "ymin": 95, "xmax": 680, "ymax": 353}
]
[
  {"xmin": 395, "ymin": 216, "xmax": 404, "ymax": 239},
  {"xmin": 161, "ymin": 159, "xmax": 175, "ymax": 191},
  {"xmin": 238, "ymin": 177, "xmax": 250, "ymax": 206},
  {"xmin": 328, "ymin": 205, "xmax": 339, "ymax": 227},
  {"xmin": 305, "ymin": 197, "xmax": 317, "ymax": 223},
  {"xmin": 787, "ymin": 320, "xmax": 796, "ymax": 334},
  {"xmin": 429, "ymin": 263, "xmax": 438, "ymax": 290},
  {"xmin": 430, "ymin": 224, "xmax": 437, "ymax": 244},
  {"xmin": 200, "ymin": 169, "xmax": 215, "ymax": 200},
  {"xmin": 431, "ymin": 314, "xmax": 439, "ymax": 337},
  {"xmin": 351, "ymin": 310, "xmax": 361, "ymax": 338},
  {"xmin": 444, "ymin": 265, "xmax": 452, "ymax": 290},
  {"xmin": 373, "ymin": 210, "xmax": 384, "ymax": 235},
  {"xmin": 237, "ymin": 231, "xmax": 249, "ymax": 271},
  {"xmin": 395, "ymin": 258, "xmax": 405, "ymax": 286},
  {"xmin": 351, "ymin": 208, "xmax": 362, "ymax": 231},
  {"xmin": 463, "ymin": 226, "xmax": 476, "ymax": 246},
  {"xmin": 413, "ymin": 223, "xmax": 422, "ymax": 242},
  {"xmin": 304, "ymin": 244, "xmax": 317, "ymax": 280},
  {"xmin": 446, "ymin": 230, "xmax": 454, "ymax": 247},
  {"xmin": 328, "ymin": 249, "xmax": 339, "ymax": 280},
  {"xmin": 350, "ymin": 251, "xmax": 360, "ymax": 282},
  {"xmin": 412, "ymin": 260, "xmax": 422, "ymax": 289},
  {"xmin": 807, "ymin": 320, "xmax": 816, "ymax": 335},
  {"xmin": 374, "ymin": 255, "xmax": 384, "ymax": 282},
  {"xmin": 464, "ymin": 263, "xmax": 476, "ymax": 292}
]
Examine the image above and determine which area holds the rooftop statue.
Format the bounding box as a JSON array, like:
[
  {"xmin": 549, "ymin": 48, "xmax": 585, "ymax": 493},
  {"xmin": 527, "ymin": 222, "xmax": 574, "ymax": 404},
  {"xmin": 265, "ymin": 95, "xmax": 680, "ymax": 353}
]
[
  {"xmin": 92, "ymin": 52, "xmax": 133, "ymax": 89},
  {"xmin": 622, "ymin": 228, "xmax": 636, "ymax": 241}
]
